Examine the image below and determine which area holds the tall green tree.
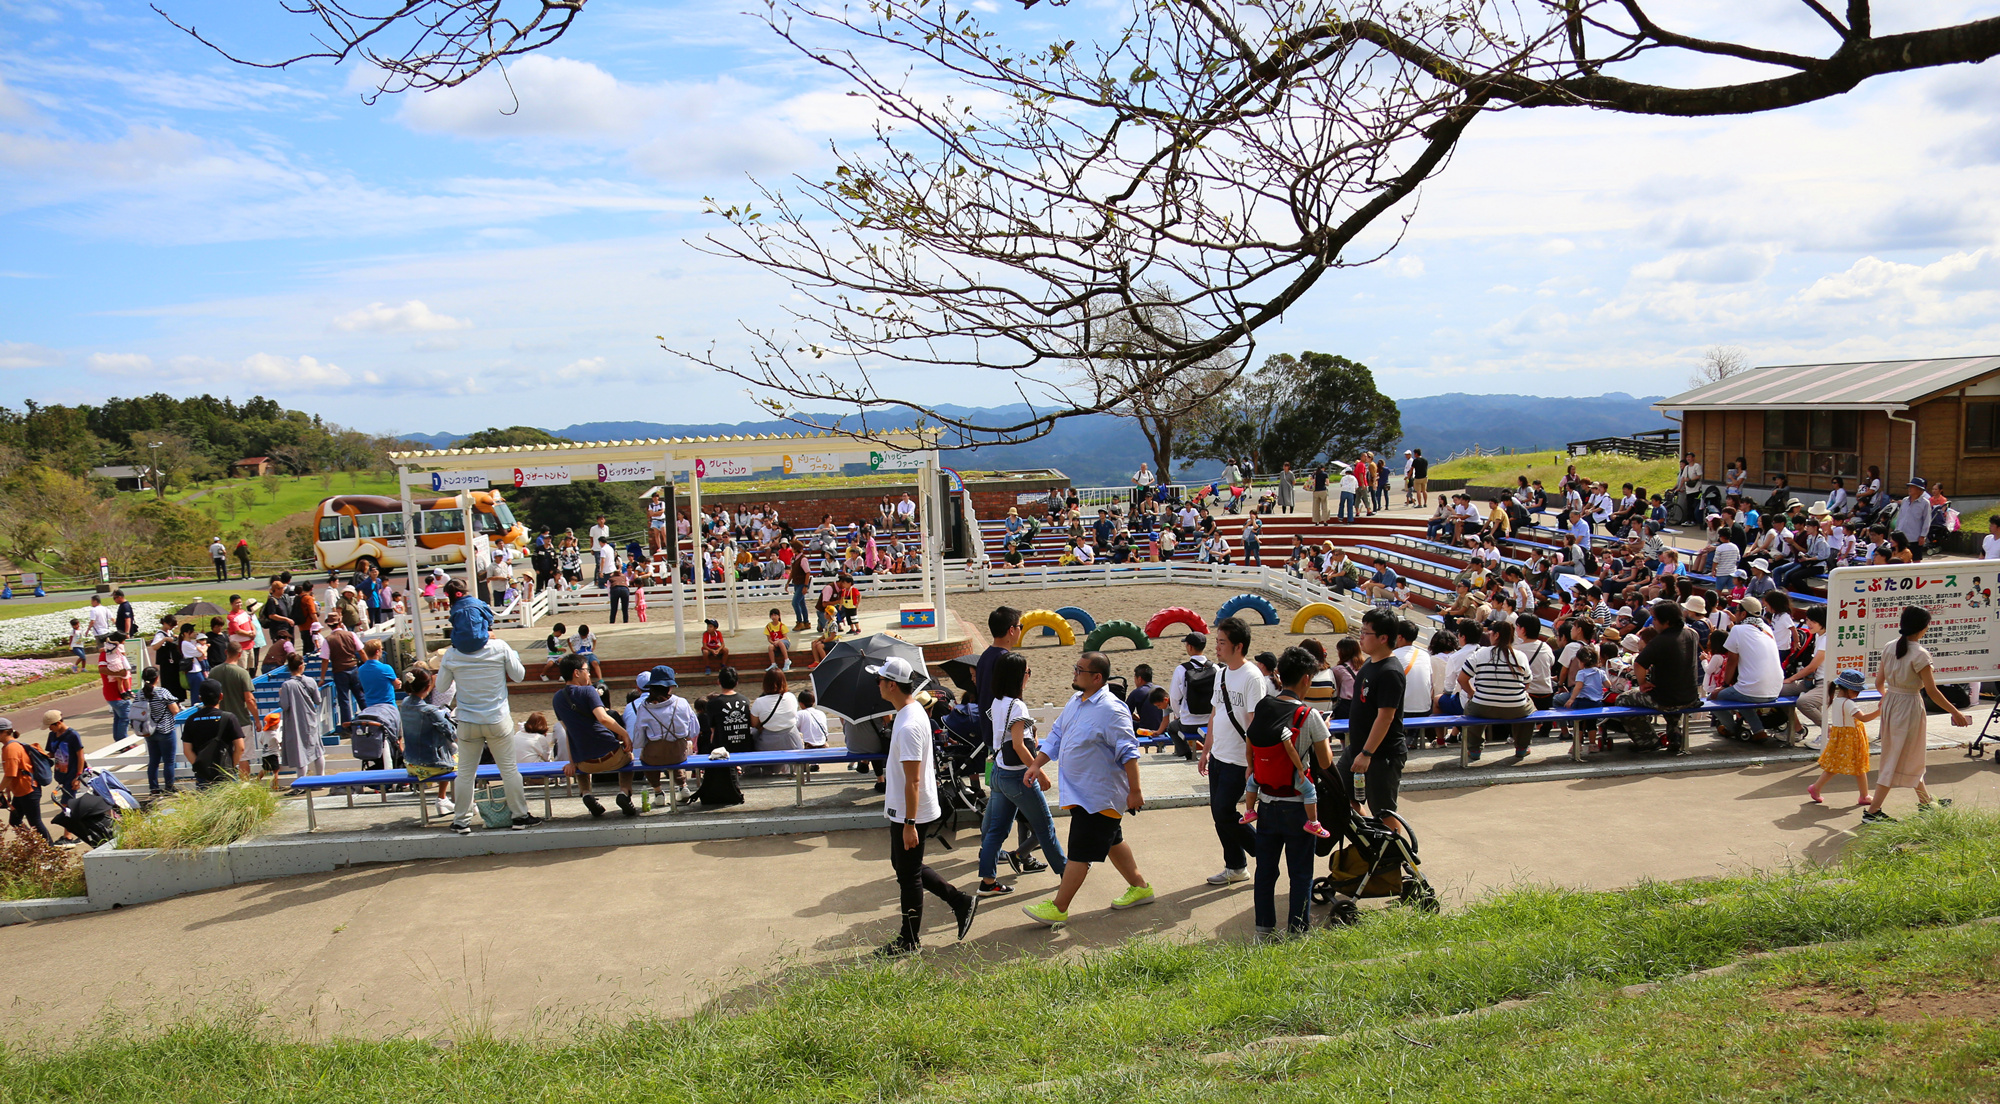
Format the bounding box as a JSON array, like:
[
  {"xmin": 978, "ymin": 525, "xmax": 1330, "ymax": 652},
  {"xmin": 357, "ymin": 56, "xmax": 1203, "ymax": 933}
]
[{"xmin": 1179, "ymin": 352, "xmax": 1401, "ymax": 472}]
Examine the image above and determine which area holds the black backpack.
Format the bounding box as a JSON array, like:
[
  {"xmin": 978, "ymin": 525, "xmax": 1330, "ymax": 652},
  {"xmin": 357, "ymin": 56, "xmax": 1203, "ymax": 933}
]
[
  {"xmin": 1182, "ymin": 659, "xmax": 1217, "ymax": 715},
  {"xmin": 20, "ymin": 742, "xmax": 53, "ymax": 788}
]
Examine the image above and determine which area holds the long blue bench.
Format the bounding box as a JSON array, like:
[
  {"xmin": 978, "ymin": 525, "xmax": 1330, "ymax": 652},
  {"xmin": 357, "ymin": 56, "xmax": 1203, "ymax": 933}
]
[
  {"xmin": 1388, "ymin": 534, "xmax": 1531, "ymax": 571},
  {"xmin": 287, "ymin": 748, "xmax": 891, "ymax": 829}
]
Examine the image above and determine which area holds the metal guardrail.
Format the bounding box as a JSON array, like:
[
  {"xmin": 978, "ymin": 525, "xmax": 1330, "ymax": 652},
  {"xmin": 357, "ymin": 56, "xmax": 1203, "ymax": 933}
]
[{"xmin": 1565, "ymin": 432, "xmax": 1680, "ymax": 461}]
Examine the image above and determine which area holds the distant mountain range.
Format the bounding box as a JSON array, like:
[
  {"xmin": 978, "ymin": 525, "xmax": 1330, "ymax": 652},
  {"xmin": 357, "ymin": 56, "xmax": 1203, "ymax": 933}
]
[{"xmin": 397, "ymin": 393, "xmax": 1668, "ymax": 486}]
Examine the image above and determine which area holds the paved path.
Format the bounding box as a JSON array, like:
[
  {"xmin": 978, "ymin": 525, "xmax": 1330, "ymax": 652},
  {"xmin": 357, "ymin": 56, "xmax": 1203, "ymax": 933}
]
[{"xmin": 8, "ymin": 751, "xmax": 1997, "ymax": 1039}]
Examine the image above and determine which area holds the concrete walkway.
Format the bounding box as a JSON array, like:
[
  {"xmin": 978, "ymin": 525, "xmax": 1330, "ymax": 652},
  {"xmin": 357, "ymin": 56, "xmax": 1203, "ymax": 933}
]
[{"xmin": 7, "ymin": 748, "xmax": 1996, "ymax": 1040}]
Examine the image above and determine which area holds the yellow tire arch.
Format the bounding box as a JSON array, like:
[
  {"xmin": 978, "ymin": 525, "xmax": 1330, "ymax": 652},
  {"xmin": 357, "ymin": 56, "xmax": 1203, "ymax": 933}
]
[
  {"xmin": 1017, "ymin": 608, "xmax": 1078, "ymax": 646},
  {"xmin": 1289, "ymin": 602, "xmax": 1348, "ymax": 635}
]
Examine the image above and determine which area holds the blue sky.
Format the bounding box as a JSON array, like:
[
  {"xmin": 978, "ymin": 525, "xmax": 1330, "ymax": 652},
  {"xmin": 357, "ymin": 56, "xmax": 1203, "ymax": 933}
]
[{"xmin": 4, "ymin": 0, "xmax": 2000, "ymax": 440}]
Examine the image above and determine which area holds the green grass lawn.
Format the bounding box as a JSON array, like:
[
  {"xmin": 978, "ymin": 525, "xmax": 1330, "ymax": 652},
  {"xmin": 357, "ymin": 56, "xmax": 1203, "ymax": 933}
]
[
  {"xmin": 152, "ymin": 471, "xmax": 398, "ymax": 529},
  {"xmin": 0, "ymin": 586, "xmax": 249, "ymax": 624},
  {"xmin": 1, "ymin": 809, "xmax": 1995, "ymax": 1101},
  {"xmin": 1429, "ymin": 452, "xmax": 1681, "ymax": 494},
  {"xmin": 0, "ymin": 669, "xmax": 95, "ymax": 711}
]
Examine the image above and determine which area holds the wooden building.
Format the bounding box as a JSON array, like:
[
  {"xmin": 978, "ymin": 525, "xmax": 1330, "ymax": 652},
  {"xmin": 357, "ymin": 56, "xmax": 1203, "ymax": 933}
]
[
  {"xmin": 229, "ymin": 456, "xmax": 273, "ymax": 478},
  {"xmin": 1655, "ymin": 355, "xmax": 2000, "ymax": 497}
]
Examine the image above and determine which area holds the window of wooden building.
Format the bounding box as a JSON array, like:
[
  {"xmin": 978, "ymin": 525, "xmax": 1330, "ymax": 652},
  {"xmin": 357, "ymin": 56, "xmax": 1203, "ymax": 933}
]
[
  {"xmin": 1966, "ymin": 401, "xmax": 2000, "ymax": 452},
  {"xmin": 1763, "ymin": 410, "xmax": 1859, "ymax": 479}
]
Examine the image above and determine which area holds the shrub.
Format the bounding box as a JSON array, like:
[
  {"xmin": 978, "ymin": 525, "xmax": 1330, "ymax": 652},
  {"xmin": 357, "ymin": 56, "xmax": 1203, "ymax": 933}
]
[
  {"xmin": 116, "ymin": 780, "xmax": 279, "ymax": 852},
  {"xmin": 0, "ymin": 825, "xmax": 86, "ymax": 900}
]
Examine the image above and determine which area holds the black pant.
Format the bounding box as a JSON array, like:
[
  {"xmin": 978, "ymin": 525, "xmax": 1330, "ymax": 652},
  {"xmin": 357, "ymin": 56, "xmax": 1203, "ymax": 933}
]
[
  {"xmin": 1206, "ymin": 759, "xmax": 1255, "ymax": 871},
  {"xmin": 889, "ymin": 820, "xmax": 967, "ymax": 946},
  {"xmin": 212, "ymin": 558, "xmax": 227, "ymax": 582},
  {"xmin": 608, "ymin": 586, "xmax": 630, "ymax": 623},
  {"xmin": 9, "ymin": 789, "xmax": 49, "ymax": 841},
  {"xmin": 1252, "ymin": 801, "xmax": 1315, "ymax": 934},
  {"xmin": 1336, "ymin": 738, "xmax": 1406, "ymax": 821},
  {"xmin": 236, "ymin": 557, "xmax": 249, "ymax": 579}
]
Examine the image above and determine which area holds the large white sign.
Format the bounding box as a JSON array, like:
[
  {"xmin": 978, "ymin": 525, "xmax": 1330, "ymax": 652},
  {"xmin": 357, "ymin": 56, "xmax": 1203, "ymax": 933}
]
[
  {"xmin": 1827, "ymin": 563, "xmax": 2000, "ymax": 685},
  {"xmin": 694, "ymin": 456, "xmax": 766, "ymax": 479},
  {"xmin": 869, "ymin": 450, "xmax": 924, "ymax": 472},
  {"xmin": 510, "ymin": 466, "xmax": 572, "ymax": 488},
  {"xmin": 783, "ymin": 452, "xmax": 842, "ymax": 475},
  {"xmin": 591, "ymin": 461, "xmax": 655, "ymax": 483}
]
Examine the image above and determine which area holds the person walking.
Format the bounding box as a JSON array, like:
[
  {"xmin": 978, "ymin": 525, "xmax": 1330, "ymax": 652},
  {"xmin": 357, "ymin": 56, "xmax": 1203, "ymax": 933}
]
[
  {"xmin": 98, "ymin": 632, "xmax": 132, "ymax": 746},
  {"xmin": 1863, "ymin": 605, "xmax": 1970, "ymax": 823},
  {"xmin": 180, "ymin": 680, "xmax": 249, "ymax": 788},
  {"xmin": 1020, "ymin": 651, "xmax": 1155, "ymax": 927},
  {"xmin": 1, "ymin": 717, "xmax": 50, "ymax": 841},
  {"xmin": 975, "ymin": 652, "xmax": 1067, "ymax": 898},
  {"xmin": 1251, "ymin": 647, "xmax": 1337, "ymax": 940},
  {"xmin": 1310, "ymin": 464, "xmax": 1330, "ymax": 524},
  {"xmin": 1199, "ymin": 616, "xmax": 1268, "ymax": 886},
  {"xmin": 324, "ymin": 609, "xmax": 364, "ymax": 728},
  {"xmin": 870, "ymin": 656, "xmax": 978, "ymax": 956},
  {"xmin": 437, "ymin": 621, "xmax": 537, "ymax": 834},
  {"xmin": 275, "ymin": 653, "xmax": 325, "ymax": 790},
  {"xmin": 135, "ymin": 667, "xmax": 181, "ymax": 797}
]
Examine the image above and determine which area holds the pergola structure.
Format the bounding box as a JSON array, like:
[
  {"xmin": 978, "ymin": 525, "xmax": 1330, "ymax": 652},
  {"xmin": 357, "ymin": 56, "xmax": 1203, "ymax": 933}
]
[{"xmin": 386, "ymin": 428, "xmax": 945, "ymax": 657}]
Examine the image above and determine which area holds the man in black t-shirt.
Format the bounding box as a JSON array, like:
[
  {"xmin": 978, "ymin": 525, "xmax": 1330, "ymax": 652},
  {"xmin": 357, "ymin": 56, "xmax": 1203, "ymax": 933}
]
[
  {"xmin": 1411, "ymin": 449, "xmax": 1430, "ymax": 508},
  {"xmin": 1340, "ymin": 607, "xmax": 1408, "ymax": 832},
  {"xmin": 1618, "ymin": 599, "xmax": 1704, "ymax": 754}
]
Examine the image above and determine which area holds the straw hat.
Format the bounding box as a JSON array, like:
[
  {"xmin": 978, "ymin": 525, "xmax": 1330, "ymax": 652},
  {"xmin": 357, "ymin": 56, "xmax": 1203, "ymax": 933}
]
[{"xmin": 1682, "ymin": 595, "xmax": 1708, "ymax": 616}]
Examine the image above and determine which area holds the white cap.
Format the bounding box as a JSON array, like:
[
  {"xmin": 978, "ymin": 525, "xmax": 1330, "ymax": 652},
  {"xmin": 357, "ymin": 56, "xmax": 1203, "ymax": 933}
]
[{"xmin": 865, "ymin": 655, "xmax": 926, "ymax": 687}]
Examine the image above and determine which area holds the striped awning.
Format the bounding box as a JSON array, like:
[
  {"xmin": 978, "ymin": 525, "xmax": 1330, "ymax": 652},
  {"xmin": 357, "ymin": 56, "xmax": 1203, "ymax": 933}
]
[{"xmin": 1655, "ymin": 355, "xmax": 2000, "ymax": 412}]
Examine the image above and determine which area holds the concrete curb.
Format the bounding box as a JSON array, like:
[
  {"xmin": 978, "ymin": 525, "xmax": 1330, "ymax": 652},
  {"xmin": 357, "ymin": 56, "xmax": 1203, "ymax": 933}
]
[
  {"xmin": 0, "ymin": 896, "xmax": 103, "ymax": 924},
  {"xmin": 1399, "ymin": 748, "xmax": 1820, "ymax": 791}
]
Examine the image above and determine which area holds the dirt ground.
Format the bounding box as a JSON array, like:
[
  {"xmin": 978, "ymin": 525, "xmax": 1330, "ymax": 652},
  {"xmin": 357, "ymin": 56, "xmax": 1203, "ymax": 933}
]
[{"xmin": 960, "ymin": 582, "xmax": 1333, "ymax": 706}]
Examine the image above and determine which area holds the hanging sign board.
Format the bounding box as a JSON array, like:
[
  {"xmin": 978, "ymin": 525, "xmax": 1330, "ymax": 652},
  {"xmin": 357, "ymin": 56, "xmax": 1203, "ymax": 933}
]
[
  {"xmin": 592, "ymin": 461, "xmax": 656, "ymax": 483},
  {"xmin": 694, "ymin": 457, "xmax": 763, "ymax": 479},
  {"xmin": 510, "ymin": 466, "xmax": 572, "ymax": 488},
  {"xmin": 783, "ymin": 452, "xmax": 842, "ymax": 475},
  {"xmin": 869, "ymin": 450, "xmax": 924, "ymax": 472},
  {"xmin": 403, "ymin": 470, "xmax": 490, "ymax": 491},
  {"xmin": 1827, "ymin": 563, "xmax": 2000, "ymax": 685}
]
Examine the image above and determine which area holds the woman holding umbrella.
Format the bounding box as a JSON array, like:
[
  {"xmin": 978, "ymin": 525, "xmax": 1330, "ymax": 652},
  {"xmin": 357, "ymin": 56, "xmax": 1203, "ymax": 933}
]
[{"xmin": 870, "ymin": 655, "xmax": 979, "ymax": 957}]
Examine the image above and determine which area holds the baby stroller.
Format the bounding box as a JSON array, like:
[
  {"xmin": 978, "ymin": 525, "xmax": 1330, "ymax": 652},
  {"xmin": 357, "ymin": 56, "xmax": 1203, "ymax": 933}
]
[
  {"xmin": 928, "ymin": 691, "xmax": 989, "ymax": 847},
  {"xmin": 1310, "ymin": 805, "xmax": 1439, "ymax": 922}
]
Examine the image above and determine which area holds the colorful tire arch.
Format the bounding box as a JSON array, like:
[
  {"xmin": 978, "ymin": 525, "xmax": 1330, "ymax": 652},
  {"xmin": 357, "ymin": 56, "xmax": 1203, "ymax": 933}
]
[
  {"xmin": 1039, "ymin": 605, "xmax": 1099, "ymax": 637},
  {"xmin": 1289, "ymin": 602, "xmax": 1349, "ymax": 635},
  {"xmin": 1017, "ymin": 609, "xmax": 1077, "ymax": 646},
  {"xmin": 1142, "ymin": 606, "xmax": 1208, "ymax": 638},
  {"xmin": 1083, "ymin": 620, "xmax": 1153, "ymax": 651},
  {"xmin": 1214, "ymin": 593, "xmax": 1280, "ymax": 627}
]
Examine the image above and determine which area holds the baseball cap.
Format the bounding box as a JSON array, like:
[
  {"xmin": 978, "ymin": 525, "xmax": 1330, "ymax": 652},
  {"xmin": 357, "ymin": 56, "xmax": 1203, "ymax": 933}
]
[
  {"xmin": 43, "ymin": 709, "xmax": 62, "ymax": 726},
  {"xmin": 865, "ymin": 655, "xmax": 926, "ymax": 688},
  {"xmin": 1184, "ymin": 631, "xmax": 1208, "ymax": 650},
  {"xmin": 1739, "ymin": 596, "xmax": 1764, "ymax": 616},
  {"xmin": 0, "ymin": 717, "xmax": 11, "ymax": 733}
]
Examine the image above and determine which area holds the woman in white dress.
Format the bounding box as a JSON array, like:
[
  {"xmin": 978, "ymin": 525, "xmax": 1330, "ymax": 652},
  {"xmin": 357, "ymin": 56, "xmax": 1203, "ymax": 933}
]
[{"xmin": 1864, "ymin": 605, "xmax": 1969, "ymax": 823}]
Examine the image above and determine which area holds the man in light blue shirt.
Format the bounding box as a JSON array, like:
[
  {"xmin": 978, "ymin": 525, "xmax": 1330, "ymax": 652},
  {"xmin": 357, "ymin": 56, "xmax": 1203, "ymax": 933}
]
[{"xmin": 1021, "ymin": 651, "xmax": 1155, "ymax": 927}]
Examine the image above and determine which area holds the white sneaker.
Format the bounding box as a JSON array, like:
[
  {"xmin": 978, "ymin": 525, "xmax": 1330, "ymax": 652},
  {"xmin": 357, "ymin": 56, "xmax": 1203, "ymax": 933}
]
[
  {"xmin": 1206, "ymin": 867, "xmax": 1249, "ymax": 886},
  {"xmin": 436, "ymin": 797, "xmax": 455, "ymax": 816}
]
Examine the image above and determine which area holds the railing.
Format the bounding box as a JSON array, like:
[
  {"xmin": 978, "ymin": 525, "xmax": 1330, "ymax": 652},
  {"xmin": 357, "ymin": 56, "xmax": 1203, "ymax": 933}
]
[{"xmin": 1565, "ymin": 432, "xmax": 1680, "ymax": 461}]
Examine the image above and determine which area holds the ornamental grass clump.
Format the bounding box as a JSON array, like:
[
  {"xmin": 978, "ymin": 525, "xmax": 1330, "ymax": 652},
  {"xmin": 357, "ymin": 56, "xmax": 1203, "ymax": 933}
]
[
  {"xmin": 116, "ymin": 780, "xmax": 279, "ymax": 853},
  {"xmin": 0, "ymin": 825, "xmax": 86, "ymax": 900}
]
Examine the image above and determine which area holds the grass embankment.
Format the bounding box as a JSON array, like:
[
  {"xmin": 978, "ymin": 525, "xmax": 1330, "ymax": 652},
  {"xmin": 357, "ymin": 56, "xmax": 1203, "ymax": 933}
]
[
  {"xmin": 0, "ymin": 587, "xmax": 246, "ymax": 626},
  {"xmin": 1430, "ymin": 453, "xmax": 1679, "ymax": 494},
  {"xmin": 115, "ymin": 781, "xmax": 279, "ymax": 853},
  {"xmin": 148, "ymin": 471, "xmax": 398, "ymax": 530},
  {"xmin": 4, "ymin": 810, "xmax": 2000, "ymax": 1100},
  {"xmin": 0, "ymin": 670, "xmax": 95, "ymax": 711}
]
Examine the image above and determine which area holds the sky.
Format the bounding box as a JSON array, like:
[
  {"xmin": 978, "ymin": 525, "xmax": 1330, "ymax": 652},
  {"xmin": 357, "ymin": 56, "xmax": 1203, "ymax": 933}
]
[{"xmin": 4, "ymin": 0, "xmax": 2000, "ymax": 440}]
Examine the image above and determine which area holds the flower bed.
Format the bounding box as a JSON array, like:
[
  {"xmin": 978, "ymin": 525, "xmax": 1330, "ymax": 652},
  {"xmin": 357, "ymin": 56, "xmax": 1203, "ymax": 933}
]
[
  {"xmin": 0, "ymin": 657, "xmax": 70, "ymax": 689},
  {"xmin": 0, "ymin": 601, "xmax": 178, "ymax": 656}
]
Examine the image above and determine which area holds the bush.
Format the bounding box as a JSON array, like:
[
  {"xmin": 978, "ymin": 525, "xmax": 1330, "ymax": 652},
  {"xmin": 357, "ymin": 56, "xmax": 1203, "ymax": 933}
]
[
  {"xmin": 115, "ymin": 780, "xmax": 279, "ymax": 852},
  {"xmin": 0, "ymin": 825, "xmax": 86, "ymax": 900}
]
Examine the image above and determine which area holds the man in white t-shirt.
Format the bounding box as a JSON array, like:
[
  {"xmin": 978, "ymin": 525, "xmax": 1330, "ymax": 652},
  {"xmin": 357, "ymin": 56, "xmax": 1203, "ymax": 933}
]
[
  {"xmin": 894, "ymin": 493, "xmax": 917, "ymax": 531},
  {"xmin": 1199, "ymin": 617, "xmax": 1269, "ymax": 887},
  {"xmin": 1391, "ymin": 621, "xmax": 1433, "ymax": 716},
  {"xmin": 1716, "ymin": 597, "xmax": 1783, "ymax": 740},
  {"xmin": 871, "ymin": 656, "xmax": 977, "ymax": 957},
  {"xmin": 1984, "ymin": 515, "xmax": 2000, "ymax": 560}
]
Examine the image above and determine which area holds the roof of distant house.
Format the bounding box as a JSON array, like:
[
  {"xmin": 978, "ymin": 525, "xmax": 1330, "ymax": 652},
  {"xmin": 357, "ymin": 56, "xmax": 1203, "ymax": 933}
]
[
  {"xmin": 89, "ymin": 465, "xmax": 147, "ymax": 480},
  {"xmin": 1656, "ymin": 355, "xmax": 2000, "ymax": 412},
  {"xmin": 234, "ymin": 456, "xmax": 270, "ymax": 465}
]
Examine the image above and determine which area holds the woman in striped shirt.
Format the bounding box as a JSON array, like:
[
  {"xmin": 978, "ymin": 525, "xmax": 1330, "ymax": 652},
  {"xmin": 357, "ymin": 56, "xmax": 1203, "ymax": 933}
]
[{"xmin": 1457, "ymin": 620, "xmax": 1535, "ymax": 762}]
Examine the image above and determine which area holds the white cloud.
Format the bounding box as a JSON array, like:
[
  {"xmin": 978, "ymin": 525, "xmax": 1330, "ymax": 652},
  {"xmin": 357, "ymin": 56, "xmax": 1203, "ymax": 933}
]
[
  {"xmin": 1, "ymin": 342, "xmax": 63, "ymax": 369},
  {"xmin": 400, "ymin": 56, "xmax": 665, "ymax": 138},
  {"xmin": 1392, "ymin": 256, "xmax": 1425, "ymax": 278},
  {"xmin": 0, "ymin": 75, "xmax": 39, "ymax": 123},
  {"xmin": 86, "ymin": 351, "xmax": 152, "ymax": 374},
  {"xmin": 1630, "ymin": 245, "xmax": 1774, "ymax": 285},
  {"xmin": 332, "ymin": 300, "xmax": 473, "ymax": 333}
]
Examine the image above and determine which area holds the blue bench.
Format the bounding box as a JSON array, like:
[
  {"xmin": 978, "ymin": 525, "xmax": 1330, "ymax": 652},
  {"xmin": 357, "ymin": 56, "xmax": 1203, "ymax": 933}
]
[
  {"xmin": 287, "ymin": 748, "xmax": 891, "ymax": 829},
  {"xmin": 1388, "ymin": 534, "xmax": 1531, "ymax": 571}
]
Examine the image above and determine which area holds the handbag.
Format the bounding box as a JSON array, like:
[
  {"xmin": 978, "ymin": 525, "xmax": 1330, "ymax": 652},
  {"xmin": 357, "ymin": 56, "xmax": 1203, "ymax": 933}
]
[{"xmin": 476, "ymin": 785, "xmax": 514, "ymax": 829}]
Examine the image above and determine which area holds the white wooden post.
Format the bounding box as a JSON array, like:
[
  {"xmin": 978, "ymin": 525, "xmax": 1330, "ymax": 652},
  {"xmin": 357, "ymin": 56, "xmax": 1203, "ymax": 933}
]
[
  {"xmin": 690, "ymin": 462, "xmax": 706, "ymax": 627},
  {"xmin": 667, "ymin": 456, "xmax": 684, "ymax": 654},
  {"xmin": 397, "ymin": 467, "xmax": 428, "ymax": 662}
]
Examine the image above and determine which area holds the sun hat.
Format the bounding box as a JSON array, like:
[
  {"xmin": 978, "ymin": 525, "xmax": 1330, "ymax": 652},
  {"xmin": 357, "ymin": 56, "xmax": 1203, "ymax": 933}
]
[
  {"xmin": 1739, "ymin": 596, "xmax": 1764, "ymax": 616},
  {"xmin": 1683, "ymin": 596, "xmax": 1708, "ymax": 616},
  {"xmin": 1807, "ymin": 503, "xmax": 1831, "ymax": 517},
  {"xmin": 647, "ymin": 665, "xmax": 677, "ymax": 687},
  {"xmin": 1832, "ymin": 668, "xmax": 1867, "ymax": 693},
  {"xmin": 1748, "ymin": 558, "xmax": 1770, "ymax": 573},
  {"xmin": 1908, "ymin": 476, "xmax": 1928, "ymax": 490}
]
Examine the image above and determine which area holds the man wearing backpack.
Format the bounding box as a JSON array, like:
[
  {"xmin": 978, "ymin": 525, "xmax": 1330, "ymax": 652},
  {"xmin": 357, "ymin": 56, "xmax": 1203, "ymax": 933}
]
[
  {"xmin": 1, "ymin": 717, "xmax": 51, "ymax": 841},
  {"xmin": 1199, "ymin": 617, "xmax": 1270, "ymax": 887},
  {"xmin": 1167, "ymin": 632, "xmax": 1215, "ymax": 762},
  {"xmin": 1251, "ymin": 647, "xmax": 1338, "ymax": 940}
]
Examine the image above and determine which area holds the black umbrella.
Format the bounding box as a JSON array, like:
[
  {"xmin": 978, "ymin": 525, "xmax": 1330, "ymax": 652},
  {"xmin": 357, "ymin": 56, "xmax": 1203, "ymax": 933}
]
[
  {"xmin": 811, "ymin": 633, "xmax": 931, "ymax": 724},
  {"xmin": 938, "ymin": 657, "xmax": 979, "ymax": 696},
  {"xmin": 176, "ymin": 600, "xmax": 225, "ymax": 617}
]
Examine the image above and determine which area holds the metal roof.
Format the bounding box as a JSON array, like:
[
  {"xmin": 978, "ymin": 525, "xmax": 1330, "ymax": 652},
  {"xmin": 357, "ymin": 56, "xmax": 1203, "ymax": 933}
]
[
  {"xmin": 1654, "ymin": 355, "xmax": 2000, "ymax": 412},
  {"xmin": 387, "ymin": 428, "xmax": 937, "ymax": 464}
]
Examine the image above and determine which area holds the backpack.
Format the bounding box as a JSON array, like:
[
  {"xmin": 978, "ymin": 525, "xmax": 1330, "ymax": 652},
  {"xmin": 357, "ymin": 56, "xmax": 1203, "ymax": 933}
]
[
  {"xmin": 20, "ymin": 742, "xmax": 53, "ymax": 788},
  {"xmin": 1181, "ymin": 659, "xmax": 1217, "ymax": 715},
  {"xmin": 1244, "ymin": 697, "xmax": 1311, "ymax": 798}
]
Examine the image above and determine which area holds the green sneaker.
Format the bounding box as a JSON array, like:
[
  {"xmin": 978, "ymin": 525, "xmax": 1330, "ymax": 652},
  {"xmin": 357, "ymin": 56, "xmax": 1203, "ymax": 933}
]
[
  {"xmin": 1919, "ymin": 798, "xmax": 1955, "ymax": 813},
  {"xmin": 1021, "ymin": 899, "xmax": 1068, "ymax": 926},
  {"xmin": 1110, "ymin": 884, "xmax": 1156, "ymax": 910}
]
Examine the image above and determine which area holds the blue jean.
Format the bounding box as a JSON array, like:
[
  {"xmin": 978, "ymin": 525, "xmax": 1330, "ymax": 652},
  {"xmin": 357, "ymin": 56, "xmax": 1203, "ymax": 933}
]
[
  {"xmin": 1713, "ymin": 685, "xmax": 1776, "ymax": 735},
  {"xmin": 791, "ymin": 585, "xmax": 809, "ymax": 626},
  {"xmin": 110, "ymin": 698, "xmax": 129, "ymax": 744},
  {"xmin": 332, "ymin": 668, "xmax": 362, "ymax": 727},
  {"xmin": 1252, "ymin": 801, "xmax": 1316, "ymax": 934},
  {"xmin": 1208, "ymin": 759, "xmax": 1255, "ymax": 870},
  {"xmin": 1338, "ymin": 492, "xmax": 1356, "ymax": 521},
  {"xmin": 146, "ymin": 728, "xmax": 178, "ymax": 792},
  {"xmin": 978, "ymin": 767, "xmax": 1067, "ymax": 880}
]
